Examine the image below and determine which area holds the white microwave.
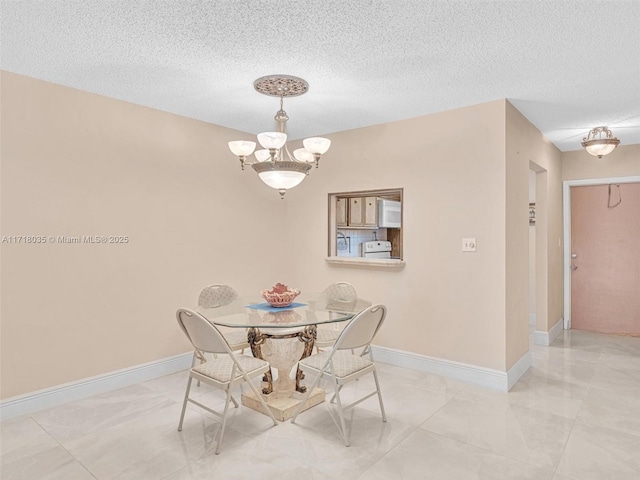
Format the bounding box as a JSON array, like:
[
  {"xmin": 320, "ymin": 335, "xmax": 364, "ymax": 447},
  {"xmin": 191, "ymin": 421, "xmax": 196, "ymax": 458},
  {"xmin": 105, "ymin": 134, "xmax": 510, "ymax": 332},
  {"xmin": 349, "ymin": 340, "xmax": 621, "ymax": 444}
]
[{"xmin": 378, "ymin": 199, "xmax": 401, "ymax": 228}]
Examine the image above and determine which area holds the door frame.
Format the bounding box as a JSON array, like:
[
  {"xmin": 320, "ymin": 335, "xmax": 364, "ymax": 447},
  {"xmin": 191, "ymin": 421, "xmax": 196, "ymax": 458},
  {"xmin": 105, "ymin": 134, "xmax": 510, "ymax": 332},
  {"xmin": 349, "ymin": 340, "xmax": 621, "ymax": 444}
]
[{"xmin": 562, "ymin": 175, "xmax": 640, "ymax": 329}]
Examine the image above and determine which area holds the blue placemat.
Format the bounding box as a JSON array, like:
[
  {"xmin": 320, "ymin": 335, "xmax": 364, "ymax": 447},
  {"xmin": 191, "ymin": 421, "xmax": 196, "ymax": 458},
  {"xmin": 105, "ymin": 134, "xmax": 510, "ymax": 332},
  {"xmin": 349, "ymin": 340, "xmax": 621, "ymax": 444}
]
[{"xmin": 245, "ymin": 302, "xmax": 307, "ymax": 312}]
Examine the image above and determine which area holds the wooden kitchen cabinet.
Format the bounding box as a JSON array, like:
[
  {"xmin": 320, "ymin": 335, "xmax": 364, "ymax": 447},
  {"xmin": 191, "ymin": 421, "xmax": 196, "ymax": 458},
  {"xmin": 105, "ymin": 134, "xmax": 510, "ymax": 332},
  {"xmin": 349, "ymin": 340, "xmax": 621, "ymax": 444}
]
[
  {"xmin": 363, "ymin": 196, "xmax": 378, "ymax": 226},
  {"xmin": 345, "ymin": 196, "xmax": 378, "ymax": 227},
  {"xmin": 336, "ymin": 197, "xmax": 347, "ymax": 226},
  {"xmin": 349, "ymin": 198, "xmax": 364, "ymax": 226}
]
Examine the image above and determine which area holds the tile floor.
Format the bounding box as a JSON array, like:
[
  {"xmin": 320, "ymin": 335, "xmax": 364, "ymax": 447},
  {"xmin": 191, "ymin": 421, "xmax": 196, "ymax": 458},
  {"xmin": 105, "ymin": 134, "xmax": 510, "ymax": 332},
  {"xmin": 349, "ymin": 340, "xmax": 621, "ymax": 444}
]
[{"xmin": 2, "ymin": 329, "xmax": 639, "ymax": 479}]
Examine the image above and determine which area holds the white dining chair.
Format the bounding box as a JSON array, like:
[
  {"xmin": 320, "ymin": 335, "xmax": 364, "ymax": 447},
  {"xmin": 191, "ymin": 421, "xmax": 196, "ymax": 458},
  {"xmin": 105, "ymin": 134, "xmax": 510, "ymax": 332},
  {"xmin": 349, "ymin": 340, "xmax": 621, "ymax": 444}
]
[
  {"xmin": 290, "ymin": 304, "xmax": 387, "ymax": 446},
  {"xmin": 198, "ymin": 284, "xmax": 250, "ymax": 351},
  {"xmin": 194, "ymin": 284, "xmax": 251, "ymax": 386},
  {"xmin": 176, "ymin": 308, "xmax": 278, "ymax": 454},
  {"xmin": 314, "ymin": 281, "xmax": 358, "ymax": 353}
]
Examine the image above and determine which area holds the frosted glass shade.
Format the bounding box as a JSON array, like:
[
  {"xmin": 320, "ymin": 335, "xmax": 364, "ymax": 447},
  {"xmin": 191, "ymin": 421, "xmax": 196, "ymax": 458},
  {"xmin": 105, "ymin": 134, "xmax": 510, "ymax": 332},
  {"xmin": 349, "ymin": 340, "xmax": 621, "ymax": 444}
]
[
  {"xmin": 257, "ymin": 170, "xmax": 306, "ymax": 190},
  {"xmin": 228, "ymin": 140, "xmax": 256, "ymax": 157},
  {"xmin": 584, "ymin": 142, "xmax": 618, "ymax": 158},
  {"xmin": 254, "ymin": 149, "xmax": 272, "ymax": 162},
  {"xmin": 293, "ymin": 148, "xmax": 315, "ymax": 163},
  {"xmin": 303, "ymin": 137, "xmax": 331, "ymax": 155},
  {"xmin": 257, "ymin": 132, "xmax": 287, "ymax": 150},
  {"xmin": 252, "ymin": 160, "xmax": 311, "ymax": 192},
  {"xmin": 581, "ymin": 127, "xmax": 619, "ymax": 158}
]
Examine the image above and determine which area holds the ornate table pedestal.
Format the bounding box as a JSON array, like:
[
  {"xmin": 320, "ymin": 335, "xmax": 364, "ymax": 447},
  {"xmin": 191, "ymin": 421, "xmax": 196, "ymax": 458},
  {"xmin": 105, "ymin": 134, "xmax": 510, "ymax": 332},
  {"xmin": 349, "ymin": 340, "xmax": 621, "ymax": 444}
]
[{"xmin": 241, "ymin": 325, "xmax": 324, "ymax": 421}]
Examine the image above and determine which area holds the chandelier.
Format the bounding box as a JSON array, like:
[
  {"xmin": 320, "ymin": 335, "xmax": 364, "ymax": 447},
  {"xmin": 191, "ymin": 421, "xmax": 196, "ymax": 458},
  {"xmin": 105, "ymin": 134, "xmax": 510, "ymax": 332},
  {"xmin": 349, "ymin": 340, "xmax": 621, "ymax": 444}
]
[
  {"xmin": 228, "ymin": 75, "xmax": 331, "ymax": 199},
  {"xmin": 581, "ymin": 126, "xmax": 620, "ymax": 158}
]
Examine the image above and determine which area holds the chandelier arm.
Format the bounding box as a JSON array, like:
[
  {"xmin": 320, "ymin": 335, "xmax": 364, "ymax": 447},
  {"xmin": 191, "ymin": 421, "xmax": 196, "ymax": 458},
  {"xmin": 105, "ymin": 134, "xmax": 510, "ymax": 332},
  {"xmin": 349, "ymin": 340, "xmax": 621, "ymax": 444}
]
[
  {"xmin": 241, "ymin": 156, "xmax": 256, "ymax": 167},
  {"xmin": 282, "ymin": 143, "xmax": 297, "ymax": 163}
]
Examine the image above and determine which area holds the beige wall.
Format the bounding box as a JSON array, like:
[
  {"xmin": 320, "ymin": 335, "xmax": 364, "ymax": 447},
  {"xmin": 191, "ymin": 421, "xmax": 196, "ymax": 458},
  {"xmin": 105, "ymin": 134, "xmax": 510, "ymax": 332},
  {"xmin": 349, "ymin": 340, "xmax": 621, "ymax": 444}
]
[
  {"xmin": 529, "ymin": 170, "xmax": 536, "ymax": 320},
  {"xmin": 505, "ymin": 104, "xmax": 530, "ymax": 368},
  {"xmin": 283, "ymin": 101, "xmax": 513, "ymax": 370},
  {"xmin": 0, "ymin": 72, "xmax": 285, "ymax": 399},
  {"xmin": 1, "ymin": 72, "xmax": 569, "ymax": 399},
  {"xmin": 505, "ymin": 102, "xmax": 563, "ymax": 355},
  {"xmin": 562, "ymin": 144, "xmax": 640, "ymax": 181}
]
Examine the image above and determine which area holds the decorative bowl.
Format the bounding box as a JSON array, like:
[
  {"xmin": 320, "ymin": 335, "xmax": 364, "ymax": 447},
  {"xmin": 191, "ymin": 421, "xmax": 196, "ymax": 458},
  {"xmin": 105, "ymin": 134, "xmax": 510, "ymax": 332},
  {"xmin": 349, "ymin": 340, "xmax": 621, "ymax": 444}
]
[{"xmin": 261, "ymin": 283, "xmax": 300, "ymax": 308}]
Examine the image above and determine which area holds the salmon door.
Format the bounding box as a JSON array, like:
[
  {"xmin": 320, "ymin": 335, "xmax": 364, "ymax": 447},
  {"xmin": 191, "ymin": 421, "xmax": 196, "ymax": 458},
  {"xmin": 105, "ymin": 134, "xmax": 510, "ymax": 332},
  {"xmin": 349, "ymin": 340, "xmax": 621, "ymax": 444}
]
[{"xmin": 570, "ymin": 183, "xmax": 640, "ymax": 335}]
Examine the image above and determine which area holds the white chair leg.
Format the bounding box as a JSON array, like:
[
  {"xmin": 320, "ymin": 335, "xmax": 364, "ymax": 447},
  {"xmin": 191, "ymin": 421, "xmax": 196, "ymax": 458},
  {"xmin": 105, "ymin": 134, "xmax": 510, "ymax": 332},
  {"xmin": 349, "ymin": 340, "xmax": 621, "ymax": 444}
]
[
  {"xmin": 216, "ymin": 388, "xmax": 233, "ymax": 455},
  {"xmin": 372, "ymin": 368, "xmax": 387, "ymax": 422},
  {"xmin": 190, "ymin": 352, "xmax": 203, "ymax": 387},
  {"xmin": 243, "ymin": 373, "xmax": 278, "ymax": 425},
  {"xmin": 331, "ymin": 379, "xmax": 350, "ymax": 446},
  {"xmin": 329, "ymin": 384, "xmax": 344, "ymax": 404},
  {"xmin": 230, "ymin": 395, "xmax": 239, "ymax": 408},
  {"xmin": 178, "ymin": 376, "xmax": 193, "ymax": 431}
]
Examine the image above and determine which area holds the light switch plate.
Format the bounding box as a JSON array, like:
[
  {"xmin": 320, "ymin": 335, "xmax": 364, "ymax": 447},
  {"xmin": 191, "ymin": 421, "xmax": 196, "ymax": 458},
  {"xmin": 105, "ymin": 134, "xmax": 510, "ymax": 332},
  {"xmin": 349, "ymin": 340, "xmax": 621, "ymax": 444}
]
[{"xmin": 462, "ymin": 238, "xmax": 477, "ymax": 252}]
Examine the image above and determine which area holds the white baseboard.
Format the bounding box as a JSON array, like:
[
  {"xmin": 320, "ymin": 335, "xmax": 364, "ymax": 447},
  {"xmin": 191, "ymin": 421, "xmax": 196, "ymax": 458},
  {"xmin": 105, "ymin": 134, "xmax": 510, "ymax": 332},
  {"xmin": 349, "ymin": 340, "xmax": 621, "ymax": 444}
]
[
  {"xmin": 533, "ymin": 318, "xmax": 563, "ymax": 346},
  {"xmin": 507, "ymin": 350, "xmax": 532, "ymax": 390},
  {"xmin": 529, "ymin": 313, "xmax": 536, "ymax": 326},
  {"xmin": 371, "ymin": 345, "xmax": 531, "ymax": 392},
  {"xmin": 1, "ymin": 343, "xmax": 539, "ymax": 421},
  {"xmin": 0, "ymin": 352, "xmax": 192, "ymax": 422}
]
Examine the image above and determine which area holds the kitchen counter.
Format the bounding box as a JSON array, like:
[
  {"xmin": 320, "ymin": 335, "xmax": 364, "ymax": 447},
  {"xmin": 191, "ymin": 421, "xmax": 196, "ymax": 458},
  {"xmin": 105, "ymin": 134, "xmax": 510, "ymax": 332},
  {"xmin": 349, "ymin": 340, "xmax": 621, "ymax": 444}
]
[{"xmin": 325, "ymin": 256, "xmax": 406, "ymax": 268}]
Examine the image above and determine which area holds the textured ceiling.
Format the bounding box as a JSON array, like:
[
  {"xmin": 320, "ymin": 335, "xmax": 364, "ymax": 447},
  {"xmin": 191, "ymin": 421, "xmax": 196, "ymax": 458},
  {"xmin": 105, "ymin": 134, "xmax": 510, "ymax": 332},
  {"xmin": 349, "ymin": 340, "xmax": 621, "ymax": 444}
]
[{"xmin": 2, "ymin": 1, "xmax": 639, "ymax": 151}]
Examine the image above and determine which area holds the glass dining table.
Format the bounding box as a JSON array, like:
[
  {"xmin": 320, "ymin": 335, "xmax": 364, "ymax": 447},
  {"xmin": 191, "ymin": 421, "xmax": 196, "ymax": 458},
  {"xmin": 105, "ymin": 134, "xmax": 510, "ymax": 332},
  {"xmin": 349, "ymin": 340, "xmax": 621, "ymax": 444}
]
[{"xmin": 196, "ymin": 292, "xmax": 371, "ymax": 420}]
